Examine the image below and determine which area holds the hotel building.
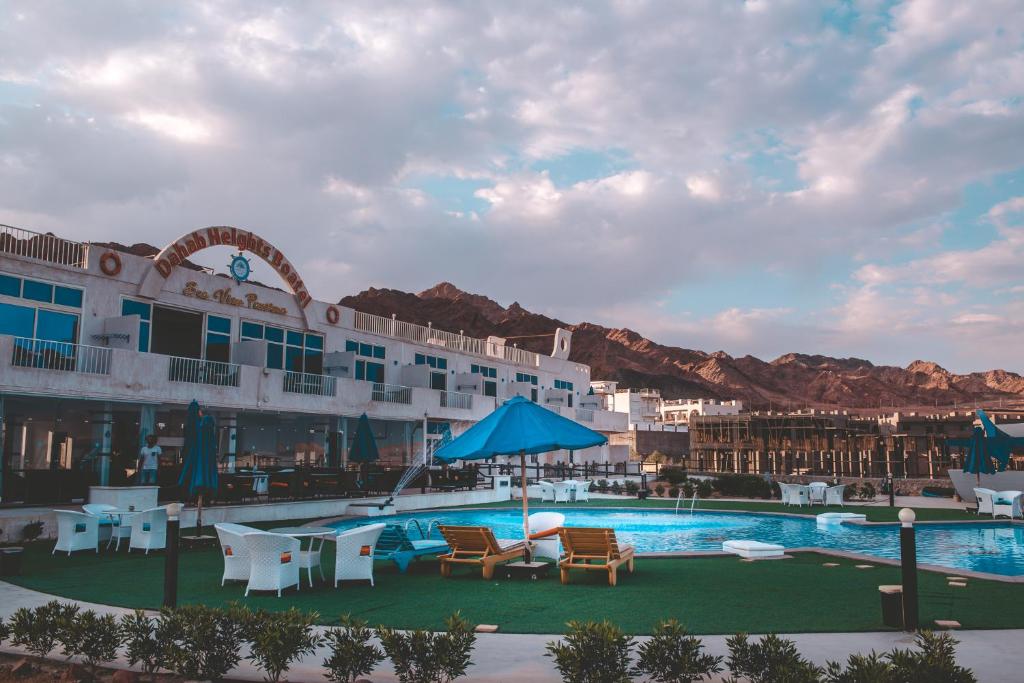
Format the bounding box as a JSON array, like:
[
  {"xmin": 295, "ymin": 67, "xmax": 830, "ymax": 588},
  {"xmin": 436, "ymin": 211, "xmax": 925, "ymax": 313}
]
[{"xmin": 0, "ymin": 224, "xmax": 626, "ymax": 505}]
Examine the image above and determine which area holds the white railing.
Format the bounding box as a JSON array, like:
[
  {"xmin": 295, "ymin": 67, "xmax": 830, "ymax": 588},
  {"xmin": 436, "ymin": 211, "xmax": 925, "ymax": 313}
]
[
  {"xmin": 283, "ymin": 371, "xmax": 337, "ymax": 397},
  {"xmin": 0, "ymin": 224, "xmax": 89, "ymax": 268},
  {"xmin": 440, "ymin": 390, "xmax": 473, "ymax": 410},
  {"xmin": 575, "ymin": 408, "xmax": 595, "ymax": 423},
  {"xmin": 353, "ymin": 310, "xmax": 541, "ymax": 367},
  {"xmin": 371, "ymin": 382, "xmax": 412, "ymax": 404},
  {"xmin": 167, "ymin": 356, "xmax": 240, "ymax": 387},
  {"xmin": 11, "ymin": 338, "xmax": 112, "ymax": 374}
]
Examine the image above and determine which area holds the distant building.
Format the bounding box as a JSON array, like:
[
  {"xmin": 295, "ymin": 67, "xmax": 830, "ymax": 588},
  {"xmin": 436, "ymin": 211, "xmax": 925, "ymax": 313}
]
[{"xmin": 661, "ymin": 398, "xmax": 743, "ymax": 425}]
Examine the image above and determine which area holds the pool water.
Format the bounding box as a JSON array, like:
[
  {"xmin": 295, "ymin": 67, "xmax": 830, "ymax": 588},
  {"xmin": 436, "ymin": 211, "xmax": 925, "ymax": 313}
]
[{"xmin": 329, "ymin": 508, "xmax": 1024, "ymax": 576}]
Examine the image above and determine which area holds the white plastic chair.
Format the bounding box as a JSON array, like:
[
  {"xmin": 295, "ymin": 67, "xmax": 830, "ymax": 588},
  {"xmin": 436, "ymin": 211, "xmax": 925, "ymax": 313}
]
[
  {"xmin": 298, "ymin": 534, "xmax": 328, "ymax": 587},
  {"xmin": 825, "ymin": 485, "xmax": 846, "ymax": 507},
  {"xmin": 53, "ymin": 510, "xmax": 99, "ymax": 556},
  {"xmin": 82, "ymin": 503, "xmax": 116, "ymax": 543},
  {"xmin": 552, "ymin": 481, "xmax": 573, "ymax": 503},
  {"xmin": 528, "ymin": 511, "xmax": 565, "ymax": 561},
  {"xmin": 573, "ymin": 480, "xmax": 592, "ymax": 502},
  {"xmin": 992, "ymin": 490, "xmax": 1023, "ymax": 519},
  {"xmin": 333, "ymin": 523, "xmax": 385, "ymax": 588},
  {"xmin": 128, "ymin": 507, "xmax": 167, "ymax": 554},
  {"xmin": 215, "ymin": 522, "xmax": 260, "ymax": 585},
  {"xmin": 537, "ymin": 481, "xmax": 556, "ymax": 502},
  {"xmin": 781, "ymin": 483, "xmax": 809, "ymax": 507},
  {"xmin": 244, "ymin": 532, "xmax": 301, "ymax": 597},
  {"xmin": 808, "ymin": 482, "xmax": 828, "ymax": 505},
  {"xmin": 974, "ymin": 487, "xmax": 997, "ymax": 515}
]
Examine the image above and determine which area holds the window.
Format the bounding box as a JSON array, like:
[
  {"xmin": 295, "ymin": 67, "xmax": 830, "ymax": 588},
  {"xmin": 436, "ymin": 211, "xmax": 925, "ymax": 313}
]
[
  {"xmin": 205, "ymin": 315, "xmax": 232, "ymax": 363},
  {"xmin": 483, "ymin": 381, "xmax": 497, "ymax": 397},
  {"xmin": 36, "ymin": 310, "xmax": 78, "ymax": 343},
  {"xmin": 554, "ymin": 379, "xmax": 574, "ymax": 391},
  {"xmin": 347, "ymin": 340, "xmax": 385, "ymax": 382},
  {"xmin": 22, "ymin": 280, "xmax": 53, "ymax": 303},
  {"xmin": 242, "ymin": 322, "xmax": 322, "ymax": 374},
  {"xmin": 415, "ymin": 353, "xmax": 448, "ymax": 370},
  {"xmin": 0, "ymin": 302, "xmax": 36, "ymax": 338},
  {"xmin": 0, "ymin": 274, "xmax": 21, "ymax": 297},
  {"xmin": 122, "ymin": 299, "xmax": 153, "ymax": 352},
  {"xmin": 516, "ymin": 372, "xmax": 538, "ymax": 385},
  {"xmin": 470, "ymin": 363, "xmax": 497, "ymax": 379},
  {"xmin": 53, "ymin": 287, "xmax": 83, "ymax": 308},
  {"xmin": 1, "ymin": 275, "xmax": 82, "ymax": 309}
]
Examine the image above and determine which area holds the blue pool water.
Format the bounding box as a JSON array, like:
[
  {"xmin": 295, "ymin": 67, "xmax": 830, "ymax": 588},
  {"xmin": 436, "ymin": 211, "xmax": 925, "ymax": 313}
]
[{"xmin": 329, "ymin": 509, "xmax": 1024, "ymax": 576}]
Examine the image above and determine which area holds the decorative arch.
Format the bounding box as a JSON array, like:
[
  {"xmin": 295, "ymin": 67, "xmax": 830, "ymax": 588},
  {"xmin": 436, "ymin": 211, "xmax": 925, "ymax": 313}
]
[{"xmin": 137, "ymin": 226, "xmax": 313, "ymax": 326}]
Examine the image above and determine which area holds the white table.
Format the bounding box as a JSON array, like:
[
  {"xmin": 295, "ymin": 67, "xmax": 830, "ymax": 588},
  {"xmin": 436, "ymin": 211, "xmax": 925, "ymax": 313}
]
[{"xmin": 103, "ymin": 509, "xmax": 138, "ymax": 551}]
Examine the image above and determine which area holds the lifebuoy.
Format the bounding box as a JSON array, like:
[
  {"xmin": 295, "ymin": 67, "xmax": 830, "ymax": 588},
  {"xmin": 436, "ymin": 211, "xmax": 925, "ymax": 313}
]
[
  {"xmin": 325, "ymin": 305, "xmax": 340, "ymax": 325},
  {"xmin": 99, "ymin": 251, "xmax": 122, "ymax": 276}
]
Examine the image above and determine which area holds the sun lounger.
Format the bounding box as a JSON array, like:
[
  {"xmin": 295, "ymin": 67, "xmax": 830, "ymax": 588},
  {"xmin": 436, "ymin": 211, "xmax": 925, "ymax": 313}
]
[
  {"xmin": 375, "ymin": 524, "xmax": 449, "ymax": 572},
  {"xmin": 437, "ymin": 525, "xmax": 530, "ymax": 579},
  {"xmin": 557, "ymin": 527, "xmax": 635, "ymax": 586}
]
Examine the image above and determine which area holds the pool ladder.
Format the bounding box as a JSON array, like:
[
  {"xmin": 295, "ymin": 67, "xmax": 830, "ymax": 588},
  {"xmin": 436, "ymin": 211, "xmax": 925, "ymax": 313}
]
[
  {"xmin": 675, "ymin": 491, "xmax": 698, "ymax": 515},
  {"xmin": 404, "ymin": 517, "xmax": 443, "ymax": 539}
]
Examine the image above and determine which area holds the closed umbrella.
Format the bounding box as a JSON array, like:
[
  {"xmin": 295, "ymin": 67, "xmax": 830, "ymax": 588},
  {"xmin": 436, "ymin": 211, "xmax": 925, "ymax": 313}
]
[
  {"xmin": 178, "ymin": 400, "xmax": 218, "ymax": 536},
  {"xmin": 434, "ymin": 396, "xmax": 607, "ymax": 559},
  {"xmin": 348, "ymin": 413, "xmax": 379, "ymax": 492},
  {"xmin": 949, "ymin": 410, "xmax": 1024, "ymax": 485}
]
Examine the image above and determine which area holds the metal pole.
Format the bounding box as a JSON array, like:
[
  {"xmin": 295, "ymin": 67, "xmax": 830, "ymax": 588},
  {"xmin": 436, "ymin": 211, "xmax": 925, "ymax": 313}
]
[
  {"xmin": 163, "ymin": 502, "xmax": 182, "ymax": 609},
  {"xmin": 899, "ymin": 508, "xmax": 918, "ymax": 631},
  {"xmin": 888, "ymin": 473, "xmax": 895, "ymax": 507}
]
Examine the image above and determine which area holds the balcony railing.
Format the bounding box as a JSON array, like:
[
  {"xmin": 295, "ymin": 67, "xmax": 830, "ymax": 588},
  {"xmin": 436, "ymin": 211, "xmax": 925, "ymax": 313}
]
[
  {"xmin": 575, "ymin": 408, "xmax": 595, "ymax": 423},
  {"xmin": 168, "ymin": 356, "xmax": 240, "ymax": 387},
  {"xmin": 11, "ymin": 338, "xmax": 112, "ymax": 375},
  {"xmin": 283, "ymin": 371, "xmax": 337, "ymax": 397},
  {"xmin": 440, "ymin": 390, "xmax": 473, "ymax": 410},
  {"xmin": 371, "ymin": 382, "xmax": 412, "ymax": 404},
  {"xmin": 354, "ymin": 310, "xmax": 540, "ymax": 367},
  {"xmin": 1, "ymin": 224, "xmax": 89, "ymax": 268}
]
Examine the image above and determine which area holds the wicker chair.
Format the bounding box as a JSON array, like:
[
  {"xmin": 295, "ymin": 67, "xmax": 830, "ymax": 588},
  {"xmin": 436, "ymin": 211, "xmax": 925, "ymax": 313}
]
[
  {"xmin": 215, "ymin": 522, "xmax": 260, "ymax": 585},
  {"xmin": 53, "ymin": 510, "xmax": 99, "ymax": 556},
  {"xmin": 333, "ymin": 523, "xmax": 386, "ymax": 587},
  {"xmin": 244, "ymin": 532, "xmax": 301, "ymax": 597},
  {"xmin": 128, "ymin": 507, "xmax": 167, "ymax": 554}
]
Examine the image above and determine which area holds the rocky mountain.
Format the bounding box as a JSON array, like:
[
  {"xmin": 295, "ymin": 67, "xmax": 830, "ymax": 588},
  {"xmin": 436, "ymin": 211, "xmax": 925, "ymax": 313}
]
[{"xmin": 340, "ymin": 282, "xmax": 1024, "ymax": 410}]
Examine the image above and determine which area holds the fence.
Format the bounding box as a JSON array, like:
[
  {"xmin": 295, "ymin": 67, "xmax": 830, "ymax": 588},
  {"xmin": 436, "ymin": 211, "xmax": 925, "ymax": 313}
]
[
  {"xmin": 168, "ymin": 356, "xmax": 240, "ymax": 387},
  {"xmin": 353, "ymin": 310, "xmax": 541, "ymax": 367},
  {"xmin": 11, "ymin": 338, "xmax": 112, "ymax": 375},
  {"xmin": 1, "ymin": 224, "xmax": 89, "ymax": 268},
  {"xmin": 283, "ymin": 371, "xmax": 337, "ymax": 397},
  {"xmin": 440, "ymin": 390, "xmax": 473, "ymax": 410},
  {"xmin": 371, "ymin": 382, "xmax": 412, "ymax": 404}
]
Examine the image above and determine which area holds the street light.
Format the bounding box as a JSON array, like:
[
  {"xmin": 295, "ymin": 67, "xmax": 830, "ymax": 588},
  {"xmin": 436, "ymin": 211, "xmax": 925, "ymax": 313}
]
[
  {"xmin": 899, "ymin": 507, "xmax": 918, "ymax": 631},
  {"xmin": 163, "ymin": 502, "xmax": 182, "ymax": 609}
]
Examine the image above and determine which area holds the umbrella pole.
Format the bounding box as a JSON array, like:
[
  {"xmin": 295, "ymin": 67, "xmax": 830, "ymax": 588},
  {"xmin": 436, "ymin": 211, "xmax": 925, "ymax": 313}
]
[
  {"xmin": 196, "ymin": 493, "xmax": 203, "ymax": 538},
  {"xmin": 520, "ymin": 450, "xmax": 531, "ymax": 563}
]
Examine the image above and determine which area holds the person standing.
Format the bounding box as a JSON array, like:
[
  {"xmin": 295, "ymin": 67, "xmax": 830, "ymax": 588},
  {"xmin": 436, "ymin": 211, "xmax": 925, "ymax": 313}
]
[{"xmin": 138, "ymin": 434, "xmax": 162, "ymax": 485}]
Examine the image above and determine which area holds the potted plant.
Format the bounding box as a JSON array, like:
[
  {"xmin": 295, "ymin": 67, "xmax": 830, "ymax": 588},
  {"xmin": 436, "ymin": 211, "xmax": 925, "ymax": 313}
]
[{"xmin": 0, "ymin": 521, "xmax": 40, "ymax": 577}]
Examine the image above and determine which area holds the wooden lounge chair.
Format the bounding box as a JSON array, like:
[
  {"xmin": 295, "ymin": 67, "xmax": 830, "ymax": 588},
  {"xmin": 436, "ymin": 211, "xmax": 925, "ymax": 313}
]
[
  {"xmin": 557, "ymin": 527, "xmax": 635, "ymax": 586},
  {"xmin": 376, "ymin": 524, "xmax": 449, "ymax": 572},
  {"xmin": 437, "ymin": 525, "xmax": 529, "ymax": 579}
]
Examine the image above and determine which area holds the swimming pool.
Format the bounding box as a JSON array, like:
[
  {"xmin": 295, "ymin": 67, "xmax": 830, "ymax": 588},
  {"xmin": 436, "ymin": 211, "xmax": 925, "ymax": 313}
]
[{"xmin": 329, "ymin": 508, "xmax": 1024, "ymax": 576}]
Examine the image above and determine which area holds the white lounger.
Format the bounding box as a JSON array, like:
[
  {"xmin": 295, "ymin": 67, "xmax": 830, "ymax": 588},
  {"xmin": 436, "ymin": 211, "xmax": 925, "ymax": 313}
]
[{"xmin": 722, "ymin": 540, "xmax": 785, "ymax": 559}]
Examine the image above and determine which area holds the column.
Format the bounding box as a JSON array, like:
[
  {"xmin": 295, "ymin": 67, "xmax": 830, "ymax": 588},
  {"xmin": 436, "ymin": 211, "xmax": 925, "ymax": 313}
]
[
  {"xmin": 404, "ymin": 421, "xmax": 412, "ymax": 466},
  {"xmin": 0, "ymin": 396, "xmax": 5, "ymax": 503},
  {"xmin": 91, "ymin": 403, "xmax": 113, "ymax": 486},
  {"xmin": 340, "ymin": 416, "xmax": 349, "ymax": 468},
  {"xmin": 221, "ymin": 412, "xmax": 238, "ymax": 473}
]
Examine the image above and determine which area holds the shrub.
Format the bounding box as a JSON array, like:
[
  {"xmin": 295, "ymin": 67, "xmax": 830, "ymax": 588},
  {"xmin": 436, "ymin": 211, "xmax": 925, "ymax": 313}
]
[
  {"xmin": 696, "ymin": 480, "xmax": 713, "ymax": 498},
  {"xmin": 610, "ymin": 481, "xmax": 623, "ymax": 495},
  {"xmin": 63, "ymin": 610, "xmax": 122, "ymax": 679},
  {"xmin": 660, "ymin": 467, "xmax": 688, "ymax": 485},
  {"xmin": 725, "ymin": 633, "xmax": 821, "ymax": 683},
  {"xmin": 323, "ymin": 615, "xmax": 385, "ymax": 683},
  {"xmin": 633, "ymin": 619, "xmax": 723, "ymax": 683},
  {"xmin": 823, "ymin": 631, "xmax": 976, "ymax": 682},
  {"xmin": 681, "ymin": 482, "xmax": 694, "ymax": 498},
  {"xmin": 377, "ymin": 611, "xmax": 476, "ymax": 683},
  {"xmin": 712, "ymin": 474, "xmax": 773, "ymax": 499},
  {"xmin": 20, "ymin": 520, "xmax": 45, "ymax": 543},
  {"xmin": 668, "ymin": 486, "xmax": 680, "ymax": 499},
  {"xmin": 625, "ymin": 481, "xmax": 640, "ymax": 496},
  {"xmin": 0, "ymin": 616, "xmax": 8, "ymax": 645},
  {"xmin": 10, "ymin": 600, "xmax": 74, "ymax": 659},
  {"xmin": 654, "ymin": 484, "xmax": 666, "ymax": 497},
  {"xmin": 52, "ymin": 602, "xmax": 83, "ymax": 661},
  {"xmin": 246, "ymin": 607, "xmax": 322, "ymax": 683},
  {"xmin": 858, "ymin": 482, "xmax": 877, "ymax": 501},
  {"xmin": 162, "ymin": 604, "xmax": 247, "ymax": 681},
  {"xmin": 121, "ymin": 610, "xmax": 177, "ymax": 681},
  {"xmin": 597, "ymin": 479, "xmax": 609, "ymax": 493},
  {"xmin": 546, "ymin": 619, "xmax": 634, "ymax": 683}
]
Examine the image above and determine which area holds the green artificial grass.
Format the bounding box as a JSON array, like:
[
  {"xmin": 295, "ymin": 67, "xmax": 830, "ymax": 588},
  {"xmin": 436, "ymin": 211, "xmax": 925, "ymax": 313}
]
[
  {"xmin": 10, "ymin": 541, "xmax": 1024, "ymax": 635},
  {"xmin": 460, "ymin": 498, "xmax": 978, "ymax": 523}
]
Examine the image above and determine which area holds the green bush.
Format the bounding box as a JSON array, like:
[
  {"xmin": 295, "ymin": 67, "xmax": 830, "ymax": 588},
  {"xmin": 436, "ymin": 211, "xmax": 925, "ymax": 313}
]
[
  {"xmin": 611, "ymin": 481, "xmax": 622, "ymax": 495},
  {"xmin": 546, "ymin": 620, "xmax": 634, "ymax": 683},
  {"xmin": 597, "ymin": 479, "xmax": 609, "ymax": 493},
  {"xmin": 725, "ymin": 633, "xmax": 821, "ymax": 683},
  {"xmin": 625, "ymin": 481, "xmax": 640, "ymax": 496},
  {"xmin": 21, "ymin": 520, "xmax": 45, "ymax": 543},
  {"xmin": 62, "ymin": 610, "xmax": 121, "ymax": 679},
  {"xmin": 162, "ymin": 604, "xmax": 247, "ymax": 681},
  {"xmin": 10, "ymin": 600, "xmax": 75, "ymax": 659},
  {"xmin": 378, "ymin": 611, "xmax": 476, "ymax": 683},
  {"xmin": 696, "ymin": 480, "xmax": 713, "ymax": 498},
  {"xmin": 668, "ymin": 486, "xmax": 680, "ymax": 499},
  {"xmin": 654, "ymin": 484, "xmax": 666, "ymax": 497},
  {"xmin": 323, "ymin": 615, "xmax": 385, "ymax": 683},
  {"xmin": 633, "ymin": 618, "xmax": 723, "ymax": 683},
  {"xmin": 712, "ymin": 474, "xmax": 773, "ymax": 499},
  {"xmin": 246, "ymin": 607, "xmax": 322, "ymax": 683},
  {"xmin": 660, "ymin": 467, "xmax": 688, "ymax": 485},
  {"xmin": 121, "ymin": 610, "xmax": 178, "ymax": 682},
  {"xmin": 858, "ymin": 482, "xmax": 877, "ymax": 501},
  {"xmin": 681, "ymin": 482, "xmax": 694, "ymax": 498},
  {"xmin": 0, "ymin": 615, "xmax": 9, "ymax": 645},
  {"xmin": 824, "ymin": 631, "xmax": 975, "ymax": 682}
]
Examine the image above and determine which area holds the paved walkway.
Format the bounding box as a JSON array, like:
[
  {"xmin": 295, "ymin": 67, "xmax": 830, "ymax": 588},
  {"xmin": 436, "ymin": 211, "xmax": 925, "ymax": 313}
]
[{"xmin": 1, "ymin": 581, "xmax": 1018, "ymax": 682}]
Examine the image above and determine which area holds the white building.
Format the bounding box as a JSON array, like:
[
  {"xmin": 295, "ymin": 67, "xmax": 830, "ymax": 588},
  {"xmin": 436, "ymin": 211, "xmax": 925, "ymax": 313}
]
[
  {"xmin": 0, "ymin": 224, "xmax": 626, "ymax": 504},
  {"xmin": 661, "ymin": 398, "xmax": 743, "ymax": 425}
]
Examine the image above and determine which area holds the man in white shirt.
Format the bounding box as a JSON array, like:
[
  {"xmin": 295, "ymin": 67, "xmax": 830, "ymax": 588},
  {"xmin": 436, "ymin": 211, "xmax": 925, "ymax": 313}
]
[{"xmin": 138, "ymin": 434, "xmax": 162, "ymax": 485}]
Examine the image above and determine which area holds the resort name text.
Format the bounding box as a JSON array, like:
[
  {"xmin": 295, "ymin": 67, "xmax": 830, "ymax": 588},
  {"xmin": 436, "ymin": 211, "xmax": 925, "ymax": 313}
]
[
  {"xmin": 182, "ymin": 281, "xmax": 288, "ymax": 316},
  {"xmin": 155, "ymin": 227, "xmax": 311, "ymax": 308}
]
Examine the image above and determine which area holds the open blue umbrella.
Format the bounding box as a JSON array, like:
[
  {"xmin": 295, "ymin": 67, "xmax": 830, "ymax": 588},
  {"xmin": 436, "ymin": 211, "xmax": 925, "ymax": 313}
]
[
  {"xmin": 434, "ymin": 395, "xmax": 607, "ymax": 555},
  {"xmin": 178, "ymin": 400, "xmax": 218, "ymax": 535}
]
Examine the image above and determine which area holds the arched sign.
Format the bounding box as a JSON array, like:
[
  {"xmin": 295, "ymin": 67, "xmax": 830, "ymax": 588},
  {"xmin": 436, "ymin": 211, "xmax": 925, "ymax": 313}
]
[{"xmin": 137, "ymin": 226, "xmax": 312, "ymax": 324}]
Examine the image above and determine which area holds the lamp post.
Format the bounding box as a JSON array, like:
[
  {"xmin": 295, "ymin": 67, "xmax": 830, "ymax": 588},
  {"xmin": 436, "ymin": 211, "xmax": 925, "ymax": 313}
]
[
  {"xmin": 899, "ymin": 507, "xmax": 919, "ymax": 631},
  {"xmin": 163, "ymin": 502, "xmax": 182, "ymax": 609}
]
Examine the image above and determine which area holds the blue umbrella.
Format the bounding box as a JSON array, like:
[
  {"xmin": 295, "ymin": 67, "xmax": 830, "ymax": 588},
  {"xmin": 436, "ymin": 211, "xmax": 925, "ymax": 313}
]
[
  {"xmin": 348, "ymin": 413, "xmax": 380, "ymax": 463},
  {"xmin": 949, "ymin": 410, "xmax": 1024, "ymax": 483},
  {"xmin": 435, "ymin": 395, "xmax": 607, "ymax": 554},
  {"xmin": 178, "ymin": 400, "xmax": 218, "ymax": 535}
]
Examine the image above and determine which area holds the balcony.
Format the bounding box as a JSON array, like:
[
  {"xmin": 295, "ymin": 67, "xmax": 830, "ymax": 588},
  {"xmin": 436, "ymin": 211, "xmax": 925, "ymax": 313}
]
[
  {"xmin": 440, "ymin": 390, "xmax": 473, "ymax": 410},
  {"xmin": 1, "ymin": 224, "xmax": 89, "ymax": 268},
  {"xmin": 11, "ymin": 338, "xmax": 112, "ymax": 375},
  {"xmin": 575, "ymin": 408, "xmax": 595, "ymax": 423},
  {"xmin": 167, "ymin": 356, "xmax": 241, "ymax": 387},
  {"xmin": 371, "ymin": 382, "xmax": 412, "ymax": 405},
  {"xmin": 283, "ymin": 371, "xmax": 337, "ymax": 397}
]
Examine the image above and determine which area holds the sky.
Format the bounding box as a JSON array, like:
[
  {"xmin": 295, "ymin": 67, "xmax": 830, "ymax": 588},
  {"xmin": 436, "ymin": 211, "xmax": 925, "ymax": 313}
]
[{"xmin": 1, "ymin": 0, "xmax": 1022, "ymax": 373}]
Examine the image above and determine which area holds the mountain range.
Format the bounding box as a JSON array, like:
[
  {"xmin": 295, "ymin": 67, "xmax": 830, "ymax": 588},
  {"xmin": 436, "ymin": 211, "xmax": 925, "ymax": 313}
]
[{"xmin": 341, "ymin": 282, "xmax": 1024, "ymax": 411}]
